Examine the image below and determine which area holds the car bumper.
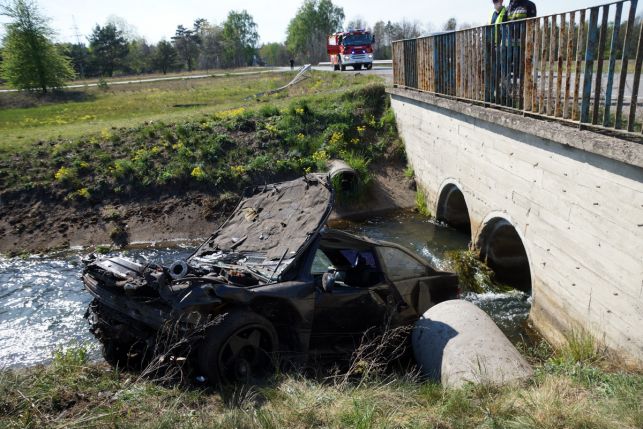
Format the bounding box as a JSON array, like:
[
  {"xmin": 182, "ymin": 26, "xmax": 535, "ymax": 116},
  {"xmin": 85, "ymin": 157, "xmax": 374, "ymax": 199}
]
[
  {"xmin": 340, "ymin": 54, "xmax": 373, "ymax": 65},
  {"xmin": 83, "ymin": 273, "xmax": 170, "ymax": 329}
]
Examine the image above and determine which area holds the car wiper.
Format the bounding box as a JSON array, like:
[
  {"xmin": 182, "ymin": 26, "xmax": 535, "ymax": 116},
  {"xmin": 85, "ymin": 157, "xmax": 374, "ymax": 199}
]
[{"xmin": 270, "ymin": 248, "xmax": 289, "ymax": 283}]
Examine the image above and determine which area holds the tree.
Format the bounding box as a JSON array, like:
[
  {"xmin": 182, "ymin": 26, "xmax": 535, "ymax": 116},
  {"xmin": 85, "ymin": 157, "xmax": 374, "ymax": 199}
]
[
  {"xmin": 124, "ymin": 38, "xmax": 153, "ymax": 74},
  {"xmin": 0, "ymin": 0, "xmax": 74, "ymax": 92},
  {"xmin": 152, "ymin": 40, "xmax": 178, "ymax": 74},
  {"xmin": 286, "ymin": 0, "xmax": 344, "ymax": 64},
  {"xmin": 196, "ymin": 21, "xmax": 223, "ymax": 70},
  {"xmin": 172, "ymin": 25, "xmax": 199, "ymax": 71},
  {"xmin": 346, "ymin": 17, "xmax": 369, "ymax": 31},
  {"xmin": 370, "ymin": 19, "xmax": 423, "ymax": 60},
  {"xmin": 259, "ymin": 42, "xmax": 290, "ymax": 66},
  {"xmin": 89, "ymin": 24, "xmax": 129, "ymax": 77},
  {"xmin": 60, "ymin": 42, "xmax": 89, "ymax": 78},
  {"xmin": 105, "ymin": 15, "xmax": 139, "ymax": 41},
  {"xmin": 222, "ymin": 10, "xmax": 258, "ymax": 68},
  {"xmin": 443, "ymin": 18, "xmax": 457, "ymax": 32}
]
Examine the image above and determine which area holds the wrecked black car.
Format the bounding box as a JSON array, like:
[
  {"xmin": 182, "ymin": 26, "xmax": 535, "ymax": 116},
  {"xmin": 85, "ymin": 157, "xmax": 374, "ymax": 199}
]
[{"xmin": 83, "ymin": 175, "xmax": 459, "ymax": 384}]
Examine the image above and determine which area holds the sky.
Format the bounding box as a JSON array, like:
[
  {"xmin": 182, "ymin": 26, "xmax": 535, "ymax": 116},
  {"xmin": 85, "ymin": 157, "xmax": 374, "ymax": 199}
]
[{"xmin": 0, "ymin": 0, "xmax": 639, "ymax": 45}]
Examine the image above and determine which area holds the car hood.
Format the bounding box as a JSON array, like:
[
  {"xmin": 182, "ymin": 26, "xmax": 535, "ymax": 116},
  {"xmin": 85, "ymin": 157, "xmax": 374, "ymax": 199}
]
[{"xmin": 189, "ymin": 174, "xmax": 334, "ymax": 279}]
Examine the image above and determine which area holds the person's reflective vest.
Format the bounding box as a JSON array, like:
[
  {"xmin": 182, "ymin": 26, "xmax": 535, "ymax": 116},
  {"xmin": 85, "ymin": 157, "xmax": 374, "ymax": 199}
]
[
  {"xmin": 489, "ymin": 6, "xmax": 507, "ymax": 25},
  {"xmin": 490, "ymin": 7, "xmax": 507, "ymax": 43},
  {"xmin": 507, "ymin": 0, "xmax": 537, "ymax": 21}
]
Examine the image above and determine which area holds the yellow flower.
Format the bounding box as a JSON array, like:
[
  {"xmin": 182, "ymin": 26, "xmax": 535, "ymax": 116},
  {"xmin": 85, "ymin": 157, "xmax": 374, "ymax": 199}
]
[
  {"xmin": 351, "ymin": 138, "xmax": 360, "ymax": 145},
  {"xmin": 76, "ymin": 188, "xmax": 90, "ymax": 199},
  {"xmin": 295, "ymin": 107, "xmax": 305, "ymax": 115},
  {"xmin": 329, "ymin": 131, "xmax": 343, "ymax": 146},
  {"xmin": 191, "ymin": 166, "xmax": 206, "ymax": 180},
  {"xmin": 357, "ymin": 126, "xmax": 366, "ymax": 135},
  {"xmin": 230, "ymin": 165, "xmax": 247, "ymax": 176},
  {"xmin": 304, "ymin": 166, "xmax": 312, "ymax": 174},
  {"xmin": 312, "ymin": 150, "xmax": 329, "ymax": 163},
  {"xmin": 215, "ymin": 107, "xmax": 246, "ymax": 119},
  {"xmin": 100, "ymin": 128, "xmax": 112, "ymax": 140},
  {"xmin": 54, "ymin": 166, "xmax": 72, "ymax": 182},
  {"xmin": 265, "ymin": 124, "xmax": 278, "ymax": 135},
  {"xmin": 297, "ymin": 133, "xmax": 305, "ymax": 141}
]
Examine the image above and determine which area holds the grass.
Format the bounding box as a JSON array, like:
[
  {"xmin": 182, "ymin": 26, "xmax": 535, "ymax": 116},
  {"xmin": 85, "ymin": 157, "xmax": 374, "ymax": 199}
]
[
  {"xmin": 0, "ymin": 73, "xmax": 399, "ymax": 202},
  {"xmin": 415, "ymin": 188, "xmax": 430, "ymax": 217},
  {"xmin": 0, "ymin": 70, "xmax": 382, "ymax": 155},
  {"xmin": 0, "ymin": 338, "xmax": 640, "ymax": 429}
]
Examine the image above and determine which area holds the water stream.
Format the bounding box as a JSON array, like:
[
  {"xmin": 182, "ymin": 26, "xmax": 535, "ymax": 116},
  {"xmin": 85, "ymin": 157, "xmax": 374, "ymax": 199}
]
[{"xmin": 0, "ymin": 210, "xmax": 532, "ymax": 368}]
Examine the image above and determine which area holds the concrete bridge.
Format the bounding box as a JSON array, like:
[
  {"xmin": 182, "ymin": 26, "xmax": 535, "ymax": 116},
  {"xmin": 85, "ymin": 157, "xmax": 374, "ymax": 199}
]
[{"xmin": 389, "ymin": 0, "xmax": 643, "ymax": 367}]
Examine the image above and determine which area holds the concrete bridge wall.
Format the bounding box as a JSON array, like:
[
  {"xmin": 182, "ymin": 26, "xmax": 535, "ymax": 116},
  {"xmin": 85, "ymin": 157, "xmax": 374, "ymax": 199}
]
[{"xmin": 388, "ymin": 88, "xmax": 643, "ymax": 367}]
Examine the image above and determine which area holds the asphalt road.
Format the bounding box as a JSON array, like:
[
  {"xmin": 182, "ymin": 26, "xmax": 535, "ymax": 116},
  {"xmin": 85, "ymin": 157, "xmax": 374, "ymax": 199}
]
[{"xmin": 0, "ymin": 65, "xmax": 394, "ymax": 94}]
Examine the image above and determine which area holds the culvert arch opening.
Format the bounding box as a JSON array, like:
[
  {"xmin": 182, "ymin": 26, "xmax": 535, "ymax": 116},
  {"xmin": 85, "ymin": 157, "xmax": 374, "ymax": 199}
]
[
  {"xmin": 437, "ymin": 184, "xmax": 471, "ymax": 236},
  {"xmin": 477, "ymin": 218, "xmax": 532, "ymax": 294}
]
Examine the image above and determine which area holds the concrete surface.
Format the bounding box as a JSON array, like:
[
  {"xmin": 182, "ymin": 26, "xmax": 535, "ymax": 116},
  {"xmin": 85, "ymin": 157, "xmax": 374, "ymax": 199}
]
[
  {"xmin": 413, "ymin": 300, "xmax": 533, "ymax": 387},
  {"xmin": 390, "ymin": 87, "xmax": 643, "ymax": 368}
]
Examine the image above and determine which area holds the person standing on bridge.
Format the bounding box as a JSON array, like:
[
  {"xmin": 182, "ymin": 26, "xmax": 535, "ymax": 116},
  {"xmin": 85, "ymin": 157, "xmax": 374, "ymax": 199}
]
[
  {"xmin": 506, "ymin": 0, "xmax": 537, "ymax": 21},
  {"xmin": 490, "ymin": 0, "xmax": 508, "ymax": 27}
]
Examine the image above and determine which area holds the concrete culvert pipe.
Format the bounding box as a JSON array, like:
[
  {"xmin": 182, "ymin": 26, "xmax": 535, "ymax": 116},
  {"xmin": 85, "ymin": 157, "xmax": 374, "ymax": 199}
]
[
  {"xmin": 412, "ymin": 300, "xmax": 533, "ymax": 388},
  {"xmin": 327, "ymin": 159, "xmax": 358, "ymax": 193}
]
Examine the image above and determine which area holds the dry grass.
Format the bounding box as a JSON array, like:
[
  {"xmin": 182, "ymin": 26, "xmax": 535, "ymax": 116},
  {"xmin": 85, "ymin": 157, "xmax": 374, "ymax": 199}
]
[{"xmin": 1, "ymin": 328, "xmax": 641, "ymax": 428}]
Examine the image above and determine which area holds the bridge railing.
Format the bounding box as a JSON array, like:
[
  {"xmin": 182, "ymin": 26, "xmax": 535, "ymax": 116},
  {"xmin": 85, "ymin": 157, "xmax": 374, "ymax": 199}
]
[{"xmin": 392, "ymin": 0, "xmax": 643, "ymax": 138}]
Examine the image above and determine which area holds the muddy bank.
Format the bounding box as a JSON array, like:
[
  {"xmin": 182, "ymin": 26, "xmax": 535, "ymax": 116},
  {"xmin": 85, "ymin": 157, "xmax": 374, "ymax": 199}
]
[{"xmin": 0, "ymin": 163, "xmax": 415, "ymax": 255}]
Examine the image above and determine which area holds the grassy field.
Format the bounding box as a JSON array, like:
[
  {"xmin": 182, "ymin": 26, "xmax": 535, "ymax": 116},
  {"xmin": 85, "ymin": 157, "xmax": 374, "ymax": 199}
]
[
  {"xmin": 0, "ymin": 335, "xmax": 641, "ymax": 429},
  {"xmin": 0, "ymin": 73, "xmax": 398, "ymax": 205},
  {"xmin": 0, "ymin": 70, "xmax": 381, "ymax": 156}
]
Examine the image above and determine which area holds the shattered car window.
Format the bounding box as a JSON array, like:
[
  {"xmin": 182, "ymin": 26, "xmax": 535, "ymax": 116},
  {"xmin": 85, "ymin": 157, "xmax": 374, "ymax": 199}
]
[
  {"xmin": 311, "ymin": 249, "xmax": 334, "ymax": 274},
  {"xmin": 378, "ymin": 247, "xmax": 427, "ymax": 281}
]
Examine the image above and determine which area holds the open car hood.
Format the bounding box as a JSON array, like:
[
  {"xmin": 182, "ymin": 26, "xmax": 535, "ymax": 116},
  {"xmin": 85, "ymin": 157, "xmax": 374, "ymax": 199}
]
[{"xmin": 189, "ymin": 174, "xmax": 334, "ymax": 280}]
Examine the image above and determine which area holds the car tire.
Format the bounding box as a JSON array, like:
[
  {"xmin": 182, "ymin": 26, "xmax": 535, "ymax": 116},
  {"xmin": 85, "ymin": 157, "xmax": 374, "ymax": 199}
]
[
  {"xmin": 366, "ymin": 64, "xmax": 373, "ymax": 70},
  {"xmin": 341, "ymin": 64, "xmax": 346, "ymax": 71},
  {"xmin": 197, "ymin": 310, "xmax": 278, "ymax": 385}
]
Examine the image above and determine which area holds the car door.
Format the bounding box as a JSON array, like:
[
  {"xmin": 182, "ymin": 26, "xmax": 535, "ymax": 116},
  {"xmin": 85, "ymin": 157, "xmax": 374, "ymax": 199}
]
[{"xmin": 309, "ymin": 248, "xmax": 394, "ymax": 353}]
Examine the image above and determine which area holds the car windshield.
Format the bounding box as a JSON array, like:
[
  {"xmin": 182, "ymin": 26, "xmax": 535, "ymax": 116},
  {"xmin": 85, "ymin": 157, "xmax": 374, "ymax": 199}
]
[{"xmin": 342, "ymin": 34, "xmax": 372, "ymax": 46}]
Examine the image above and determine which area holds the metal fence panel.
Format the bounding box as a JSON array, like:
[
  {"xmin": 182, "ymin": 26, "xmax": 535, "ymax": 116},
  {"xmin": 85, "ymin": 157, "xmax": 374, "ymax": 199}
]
[{"xmin": 391, "ymin": 0, "xmax": 642, "ymax": 138}]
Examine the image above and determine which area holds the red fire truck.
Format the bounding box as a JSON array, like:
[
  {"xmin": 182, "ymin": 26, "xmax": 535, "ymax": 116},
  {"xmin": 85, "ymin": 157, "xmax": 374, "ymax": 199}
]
[{"xmin": 327, "ymin": 29, "xmax": 375, "ymax": 71}]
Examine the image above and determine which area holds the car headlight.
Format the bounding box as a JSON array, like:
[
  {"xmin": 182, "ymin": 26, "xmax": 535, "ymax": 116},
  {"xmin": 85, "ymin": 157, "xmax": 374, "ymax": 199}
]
[{"xmin": 368, "ymin": 54, "xmax": 373, "ymax": 58}]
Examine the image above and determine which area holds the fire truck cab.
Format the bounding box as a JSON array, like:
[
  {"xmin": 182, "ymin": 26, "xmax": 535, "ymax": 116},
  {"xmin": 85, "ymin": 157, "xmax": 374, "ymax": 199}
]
[{"xmin": 327, "ymin": 30, "xmax": 375, "ymax": 71}]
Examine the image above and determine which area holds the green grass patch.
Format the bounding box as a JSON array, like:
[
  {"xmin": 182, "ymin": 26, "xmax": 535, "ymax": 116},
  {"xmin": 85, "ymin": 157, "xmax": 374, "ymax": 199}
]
[
  {"xmin": 0, "ymin": 74, "xmax": 398, "ymax": 202},
  {"xmin": 415, "ymin": 188, "xmax": 430, "ymax": 217},
  {"xmin": 0, "ymin": 71, "xmax": 382, "ymax": 155}
]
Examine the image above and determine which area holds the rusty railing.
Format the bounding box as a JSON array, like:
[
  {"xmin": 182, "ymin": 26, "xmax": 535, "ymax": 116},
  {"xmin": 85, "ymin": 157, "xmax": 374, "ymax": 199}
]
[{"xmin": 392, "ymin": 0, "xmax": 643, "ymax": 137}]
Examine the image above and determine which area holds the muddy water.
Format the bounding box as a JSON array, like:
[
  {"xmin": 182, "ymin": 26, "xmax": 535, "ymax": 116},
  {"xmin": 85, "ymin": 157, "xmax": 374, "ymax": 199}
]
[{"xmin": 0, "ymin": 211, "xmax": 532, "ymax": 368}]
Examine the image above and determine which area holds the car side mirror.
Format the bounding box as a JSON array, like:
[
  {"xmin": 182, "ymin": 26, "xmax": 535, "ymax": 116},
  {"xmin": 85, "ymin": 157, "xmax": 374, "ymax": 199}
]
[
  {"xmin": 322, "ymin": 271, "xmax": 336, "ymax": 293},
  {"xmin": 372, "ymin": 35, "xmax": 376, "ymax": 44}
]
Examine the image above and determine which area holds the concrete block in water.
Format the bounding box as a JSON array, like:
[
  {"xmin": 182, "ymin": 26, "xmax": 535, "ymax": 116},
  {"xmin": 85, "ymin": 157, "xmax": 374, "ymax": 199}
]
[{"xmin": 412, "ymin": 300, "xmax": 533, "ymax": 387}]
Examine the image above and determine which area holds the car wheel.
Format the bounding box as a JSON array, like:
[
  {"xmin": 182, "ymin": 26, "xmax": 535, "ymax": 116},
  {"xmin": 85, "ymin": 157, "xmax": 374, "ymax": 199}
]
[
  {"xmin": 366, "ymin": 64, "xmax": 373, "ymax": 70},
  {"xmin": 198, "ymin": 311, "xmax": 278, "ymax": 385},
  {"xmin": 340, "ymin": 64, "xmax": 346, "ymax": 71}
]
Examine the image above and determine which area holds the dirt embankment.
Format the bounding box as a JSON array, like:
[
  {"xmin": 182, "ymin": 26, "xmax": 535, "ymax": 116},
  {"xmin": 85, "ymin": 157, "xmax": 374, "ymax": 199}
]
[{"xmin": 0, "ymin": 162, "xmax": 415, "ymax": 255}]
